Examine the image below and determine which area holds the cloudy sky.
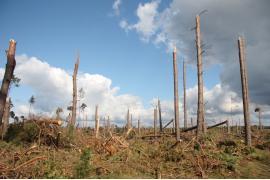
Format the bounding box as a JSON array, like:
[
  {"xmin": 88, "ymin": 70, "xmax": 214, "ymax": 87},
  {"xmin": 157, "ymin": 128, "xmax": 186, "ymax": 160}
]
[{"xmin": 0, "ymin": 0, "xmax": 269, "ymax": 127}]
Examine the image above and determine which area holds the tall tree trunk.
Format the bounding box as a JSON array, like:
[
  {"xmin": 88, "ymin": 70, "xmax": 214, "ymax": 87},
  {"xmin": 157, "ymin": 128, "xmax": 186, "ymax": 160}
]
[
  {"xmin": 138, "ymin": 118, "xmax": 140, "ymax": 136},
  {"xmin": 258, "ymin": 110, "xmax": 262, "ymax": 131},
  {"xmin": 158, "ymin": 99, "xmax": 163, "ymax": 133},
  {"xmin": 238, "ymin": 37, "xmax": 251, "ymax": 146},
  {"xmin": 71, "ymin": 55, "xmax": 79, "ymax": 126},
  {"xmin": 183, "ymin": 61, "xmax": 188, "ymax": 129},
  {"xmin": 95, "ymin": 105, "xmax": 99, "ymax": 138},
  {"xmin": 226, "ymin": 120, "xmax": 230, "ymax": 134},
  {"xmin": 107, "ymin": 116, "xmax": 110, "ymax": 132},
  {"xmin": 1, "ymin": 97, "xmax": 10, "ymax": 139},
  {"xmin": 126, "ymin": 109, "xmax": 130, "ymax": 130},
  {"xmin": 195, "ymin": 15, "xmax": 205, "ymax": 138},
  {"xmin": 154, "ymin": 107, "xmax": 157, "ymax": 136},
  {"xmin": 0, "ymin": 40, "xmax": 16, "ymax": 125},
  {"xmin": 173, "ymin": 47, "xmax": 180, "ymax": 141}
]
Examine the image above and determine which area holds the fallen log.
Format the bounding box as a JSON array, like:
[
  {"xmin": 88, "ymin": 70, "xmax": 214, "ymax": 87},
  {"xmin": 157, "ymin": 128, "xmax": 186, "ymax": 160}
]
[{"xmin": 182, "ymin": 120, "xmax": 228, "ymax": 132}]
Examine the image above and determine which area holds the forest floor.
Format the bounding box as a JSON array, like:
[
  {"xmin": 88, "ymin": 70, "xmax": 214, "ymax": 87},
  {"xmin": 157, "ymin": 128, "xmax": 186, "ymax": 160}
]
[{"xmin": 0, "ymin": 122, "xmax": 270, "ymax": 179}]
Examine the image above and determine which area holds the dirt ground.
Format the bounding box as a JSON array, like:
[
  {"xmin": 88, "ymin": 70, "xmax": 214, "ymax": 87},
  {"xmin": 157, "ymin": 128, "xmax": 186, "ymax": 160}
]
[{"xmin": 0, "ymin": 123, "xmax": 270, "ymax": 179}]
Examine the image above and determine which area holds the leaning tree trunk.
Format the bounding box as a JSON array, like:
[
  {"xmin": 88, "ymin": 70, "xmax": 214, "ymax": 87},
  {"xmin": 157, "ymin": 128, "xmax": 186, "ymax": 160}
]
[
  {"xmin": 238, "ymin": 37, "xmax": 251, "ymax": 146},
  {"xmin": 0, "ymin": 40, "xmax": 16, "ymax": 125},
  {"xmin": 195, "ymin": 15, "xmax": 205, "ymax": 138},
  {"xmin": 173, "ymin": 47, "xmax": 180, "ymax": 141},
  {"xmin": 1, "ymin": 97, "xmax": 10, "ymax": 139},
  {"xmin": 70, "ymin": 55, "xmax": 79, "ymax": 126}
]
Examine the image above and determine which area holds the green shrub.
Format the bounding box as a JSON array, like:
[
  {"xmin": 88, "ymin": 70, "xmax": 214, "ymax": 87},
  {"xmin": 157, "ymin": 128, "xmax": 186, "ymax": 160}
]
[{"xmin": 74, "ymin": 148, "xmax": 92, "ymax": 178}]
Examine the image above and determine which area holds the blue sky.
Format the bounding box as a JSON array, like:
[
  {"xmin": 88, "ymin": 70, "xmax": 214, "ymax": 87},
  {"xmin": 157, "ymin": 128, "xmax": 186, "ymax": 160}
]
[
  {"xmin": 0, "ymin": 0, "xmax": 220, "ymax": 107},
  {"xmin": 1, "ymin": 0, "xmax": 268, "ymax": 126}
]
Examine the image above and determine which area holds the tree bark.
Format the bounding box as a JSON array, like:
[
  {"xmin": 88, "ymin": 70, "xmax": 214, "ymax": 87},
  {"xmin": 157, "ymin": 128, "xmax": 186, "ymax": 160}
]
[
  {"xmin": 0, "ymin": 40, "xmax": 16, "ymax": 125},
  {"xmin": 238, "ymin": 37, "xmax": 251, "ymax": 146},
  {"xmin": 173, "ymin": 47, "xmax": 180, "ymax": 141},
  {"xmin": 183, "ymin": 60, "xmax": 188, "ymax": 129},
  {"xmin": 126, "ymin": 109, "xmax": 130, "ymax": 130},
  {"xmin": 158, "ymin": 99, "xmax": 163, "ymax": 133},
  {"xmin": 70, "ymin": 55, "xmax": 79, "ymax": 126},
  {"xmin": 138, "ymin": 118, "xmax": 140, "ymax": 136},
  {"xmin": 95, "ymin": 105, "xmax": 99, "ymax": 138},
  {"xmin": 1, "ymin": 97, "xmax": 10, "ymax": 139},
  {"xmin": 195, "ymin": 15, "xmax": 205, "ymax": 138},
  {"xmin": 154, "ymin": 107, "xmax": 157, "ymax": 136}
]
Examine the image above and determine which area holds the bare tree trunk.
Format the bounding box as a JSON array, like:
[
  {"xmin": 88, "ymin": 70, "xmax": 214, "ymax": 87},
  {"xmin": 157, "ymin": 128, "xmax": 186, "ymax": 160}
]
[
  {"xmin": 158, "ymin": 99, "xmax": 163, "ymax": 133},
  {"xmin": 70, "ymin": 55, "xmax": 79, "ymax": 126},
  {"xmin": 0, "ymin": 40, "xmax": 16, "ymax": 125},
  {"xmin": 138, "ymin": 118, "xmax": 140, "ymax": 136},
  {"xmin": 126, "ymin": 109, "xmax": 130, "ymax": 130},
  {"xmin": 195, "ymin": 15, "xmax": 205, "ymax": 138},
  {"xmin": 1, "ymin": 97, "xmax": 10, "ymax": 139},
  {"xmin": 258, "ymin": 110, "xmax": 262, "ymax": 131},
  {"xmin": 226, "ymin": 120, "xmax": 230, "ymax": 134},
  {"xmin": 183, "ymin": 60, "xmax": 188, "ymax": 129},
  {"xmin": 107, "ymin": 116, "xmax": 110, "ymax": 132},
  {"xmin": 130, "ymin": 114, "xmax": 133, "ymax": 128},
  {"xmin": 173, "ymin": 47, "xmax": 180, "ymax": 141},
  {"xmin": 238, "ymin": 37, "xmax": 251, "ymax": 146},
  {"xmin": 154, "ymin": 107, "xmax": 157, "ymax": 136},
  {"xmin": 95, "ymin": 105, "xmax": 99, "ymax": 138},
  {"xmin": 191, "ymin": 117, "xmax": 194, "ymax": 133}
]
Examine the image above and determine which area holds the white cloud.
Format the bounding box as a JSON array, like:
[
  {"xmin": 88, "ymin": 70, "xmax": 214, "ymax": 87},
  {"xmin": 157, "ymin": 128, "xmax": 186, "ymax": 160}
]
[
  {"xmin": 118, "ymin": 0, "xmax": 161, "ymax": 41},
  {"xmin": 1, "ymin": 54, "xmax": 268, "ymax": 127},
  {"xmin": 113, "ymin": 0, "xmax": 121, "ymax": 16}
]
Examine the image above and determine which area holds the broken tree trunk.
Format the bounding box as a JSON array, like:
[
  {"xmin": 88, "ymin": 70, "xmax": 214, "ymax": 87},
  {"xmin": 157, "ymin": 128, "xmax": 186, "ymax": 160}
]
[
  {"xmin": 1, "ymin": 97, "xmax": 10, "ymax": 139},
  {"xmin": 154, "ymin": 107, "xmax": 157, "ymax": 136},
  {"xmin": 0, "ymin": 40, "xmax": 16, "ymax": 125},
  {"xmin": 158, "ymin": 99, "xmax": 163, "ymax": 133},
  {"xmin": 138, "ymin": 118, "xmax": 140, "ymax": 136},
  {"xmin": 173, "ymin": 47, "xmax": 180, "ymax": 141},
  {"xmin": 163, "ymin": 119, "xmax": 174, "ymax": 129},
  {"xmin": 183, "ymin": 120, "xmax": 228, "ymax": 132},
  {"xmin": 126, "ymin": 109, "xmax": 130, "ymax": 130},
  {"xmin": 95, "ymin": 105, "xmax": 100, "ymax": 138},
  {"xmin": 195, "ymin": 15, "xmax": 205, "ymax": 138},
  {"xmin": 226, "ymin": 120, "xmax": 230, "ymax": 134},
  {"xmin": 183, "ymin": 60, "xmax": 188, "ymax": 129},
  {"xmin": 238, "ymin": 37, "xmax": 251, "ymax": 146},
  {"xmin": 70, "ymin": 54, "xmax": 79, "ymax": 126}
]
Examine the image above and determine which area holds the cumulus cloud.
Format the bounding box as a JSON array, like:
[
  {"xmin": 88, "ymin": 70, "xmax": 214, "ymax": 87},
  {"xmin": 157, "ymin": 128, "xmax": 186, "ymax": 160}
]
[
  {"xmin": 0, "ymin": 55, "xmax": 165, "ymax": 127},
  {"xmin": 119, "ymin": 0, "xmax": 161, "ymax": 41}
]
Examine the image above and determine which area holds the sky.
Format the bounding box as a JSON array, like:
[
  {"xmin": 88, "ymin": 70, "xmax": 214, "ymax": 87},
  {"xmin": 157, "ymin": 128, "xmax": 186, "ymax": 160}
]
[{"xmin": 0, "ymin": 0, "xmax": 269, "ymax": 127}]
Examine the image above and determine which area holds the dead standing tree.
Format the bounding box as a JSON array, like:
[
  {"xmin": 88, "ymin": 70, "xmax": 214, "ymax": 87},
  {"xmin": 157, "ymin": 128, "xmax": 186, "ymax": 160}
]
[
  {"xmin": 0, "ymin": 40, "xmax": 16, "ymax": 125},
  {"xmin": 126, "ymin": 109, "xmax": 130, "ymax": 130},
  {"xmin": 70, "ymin": 54, "xmax": 79, "ymax": 126},
  {"xmin": 154, "ymin": 107, "xmax": 157, "ymax": 136},
  {"xmin": 255, "ymin": 107, "xmax": 262, "ymax": 130},
  {"xmin": 183, "ymin": 60, "xmax": 188, "ymax": 129},
  {"xmin": 173, "ymin": 47, "xmax": 180, "ymax": 141},
  {"xmin": 1, "ymin": 97, "xmax": 11, "ymax": 139},
  {"xmin": 238, "ymin": 37, "xmax": 251, "ymax": 146},
  {"xmin": 95, "ymin": 105, "xmax": 100, "ymax": 138},
  {"xmin": 195, "ymin": 15, "xmax": 206, "ymax": 138},
  {"xmin": 158, "ymin": 99, "xmax": 163, "ymax": 133}
]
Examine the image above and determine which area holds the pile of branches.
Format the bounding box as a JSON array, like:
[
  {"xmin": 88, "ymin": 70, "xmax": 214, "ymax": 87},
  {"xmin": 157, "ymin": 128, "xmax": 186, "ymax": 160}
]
[{"xmin": 4, "ymin": 117, "xmax": 63, "ymax": 147}]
